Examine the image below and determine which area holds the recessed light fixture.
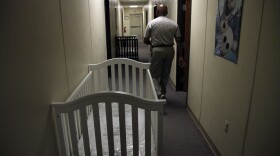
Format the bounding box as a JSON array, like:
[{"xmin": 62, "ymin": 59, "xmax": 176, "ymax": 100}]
[{"xmin": 130, "ymin": 5, "xmax": 138, "ymax": 8}]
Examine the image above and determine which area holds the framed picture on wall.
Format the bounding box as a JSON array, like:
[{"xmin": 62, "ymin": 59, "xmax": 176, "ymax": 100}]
[{"xmin": 214, "ymin": 0, "xmax": 243, "ymax": 63}]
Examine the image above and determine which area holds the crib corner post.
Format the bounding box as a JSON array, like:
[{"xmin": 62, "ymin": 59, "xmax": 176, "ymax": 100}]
[{"xmin": 53, "ymin": 108, "xmax": 67, "ymax": 156}]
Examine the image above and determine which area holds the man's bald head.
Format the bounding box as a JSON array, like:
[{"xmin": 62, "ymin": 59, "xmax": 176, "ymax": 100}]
[{"xmin": 156, "ymin": 4, "xmax": 168, "ymax": 16}]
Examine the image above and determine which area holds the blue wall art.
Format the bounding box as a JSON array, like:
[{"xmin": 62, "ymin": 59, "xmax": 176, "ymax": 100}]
[{"xmin": 215, "ymin": 0, "xmax": 243, "ymax": 63}]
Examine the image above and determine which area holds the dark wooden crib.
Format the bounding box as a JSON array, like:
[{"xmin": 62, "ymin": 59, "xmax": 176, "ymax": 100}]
[{"xmin": 115, "ymin": 36, "xmax": 138, "ymax": 60}]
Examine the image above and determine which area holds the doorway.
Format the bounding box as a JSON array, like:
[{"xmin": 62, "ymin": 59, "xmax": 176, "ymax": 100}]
[
  {"xmin": 176, "ymin": 0, "xmax": 191, "ymax": 92},
  {"xmin": 130, "ymin": 14, "xmax": 142, "ymax": 38}
]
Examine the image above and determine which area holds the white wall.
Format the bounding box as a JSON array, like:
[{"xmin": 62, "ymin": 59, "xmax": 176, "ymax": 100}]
[
  {"xmin": 188, "ymin": 0, "xmax": 280, "ymax": 155},
  {"xmin": 0, "ymin": 0, "xmax": 107, "ymax": 155}
]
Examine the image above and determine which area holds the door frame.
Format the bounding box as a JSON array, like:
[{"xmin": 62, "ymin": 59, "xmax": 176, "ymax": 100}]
[
  {"xmin": 176, "ymin": 0, "xmax": 191, "ymax": 92},
  {"xmin": 104, "ymin": 0, "xmax": 112, "ymax": 59}
]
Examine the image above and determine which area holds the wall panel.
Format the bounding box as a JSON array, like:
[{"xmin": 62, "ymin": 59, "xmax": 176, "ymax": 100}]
[
  {"xmin": 188, "ymin": 0, "xmax": 208, "ymax": 119},
  {"xmin": 60, "ymin": 0, "xmax": 92, "ymax": 92},
  {"xmin": 200, "ymin": 0, "xmax": 263, "ymax": 155},
  {"xmin": 0, "ymin": 0, "xmax": 68, "ymax": 155},
  {"xmin": 243, "ymin": 0, "xmax": 280, "ymax": 155}
]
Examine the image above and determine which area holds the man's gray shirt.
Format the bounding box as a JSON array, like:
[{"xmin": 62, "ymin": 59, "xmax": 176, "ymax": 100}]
[{"xmin": 144, "ymin": 16, "xmax": 181, "ymax": 47}]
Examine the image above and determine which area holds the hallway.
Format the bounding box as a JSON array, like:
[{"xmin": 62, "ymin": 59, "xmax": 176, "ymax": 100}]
[
  {"xmin": 2, "ymin": 0, "xmax": 279, "ymax": 155},
  {"xmin": 137, "ymin": 40, "xmax": 214, "ymax": 156}
]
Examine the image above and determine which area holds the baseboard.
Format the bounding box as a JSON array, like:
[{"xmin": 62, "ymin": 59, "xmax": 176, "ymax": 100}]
[{"xmin": 187, "ymin": 108, "xmax": 222, "ymax": 156}]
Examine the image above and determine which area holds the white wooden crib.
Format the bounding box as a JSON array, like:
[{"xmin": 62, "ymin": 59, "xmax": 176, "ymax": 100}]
[{"xmin": 52, "ymin": 58, "xmax": 165, "ymax": 156}]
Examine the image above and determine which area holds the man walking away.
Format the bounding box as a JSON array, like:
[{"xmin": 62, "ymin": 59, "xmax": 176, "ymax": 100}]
[{"xmin": 144, "ymin": 4, "xmax": 185, "ymax": 99}]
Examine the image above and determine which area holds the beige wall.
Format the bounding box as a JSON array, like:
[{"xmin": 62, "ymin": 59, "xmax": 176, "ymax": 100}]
[
  {"xmin": 165, "ymin": 0, "xmax": 178, "ymax": 86},
  {"xmin": 0, "ymin": 0, "xmax": 107, "ymax": 155},
  {"xmin": 89, "ymin": 0, "xmax": 108, "ymax": 64},
  {"xmin": 188, "ymin": 0, "xmax": 280, "ymax": 155},
  {"xmin": 243, "ymin": 0, "xmax": 280, "ymax": 155},
  {"xmin": 148, "ymin": 0, "xmax": 154, "ymax": 22},
  {"xmin": 188, "ymin": 0, "xmax": 208, "ymax": 121},
  {"xmin": 60, "ymin": 0, "xmax": 92, "ymax": 92}
]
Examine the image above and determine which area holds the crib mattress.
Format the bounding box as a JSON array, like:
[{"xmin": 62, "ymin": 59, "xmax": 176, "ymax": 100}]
[{"xmin": 78, "ymin": 102, "xmax": 156, "ymax": 156}]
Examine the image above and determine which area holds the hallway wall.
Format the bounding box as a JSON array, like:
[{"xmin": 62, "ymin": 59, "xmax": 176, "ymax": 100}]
[
  {"xmin": 60, "ymin": 0, "xmax": 92, "ymax": 92},
  {"xmin": 188, "ymin": 0, "xmax": 280, "ymax": 155},
  {"xmin": 165, "ymin": 0, "xmax": 179, "ymax": 86},
  {"xmin": 0, "ymin": 0, "xmax": 107, "ymax": 155},
  {"xmin": 89, "ymin": 0, "xmax": 108, "ymax": 64},
  {"xmin": 243, "ymin": 0, "xmax": 280, "ymax": 155}
]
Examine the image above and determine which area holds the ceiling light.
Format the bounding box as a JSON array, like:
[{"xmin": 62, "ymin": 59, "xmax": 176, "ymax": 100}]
[{"xmin": 130, "ymin": 5, "xmax": 138, "ymax": 8}]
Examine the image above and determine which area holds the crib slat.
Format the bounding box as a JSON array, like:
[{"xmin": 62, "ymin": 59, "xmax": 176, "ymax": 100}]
[
  {"xmin": 145, "ymin": 110, "xmax": 151, "ymax": 156},
  {"xmin": 93, "ymin": 70, "xmax": 98, "ymax": 92},
  {"xmin": 80, "ymin": 107, "xmax": 91, "ymax": 156},
  {"xmin": 118, "ymin": 64, "xmax": 123, "ymax": 91},
  {"xmin": 61, "ymin": 114, "xmax": 72, "ymax": 156},
  {"xmin": 111, "ymin": 65, "xmax": 116, "ymax": 91},
  {"xmin": 86, "ymin": 79, "xmax": 90, "ymax": 94},
  {"xmin": 105, "ymin": 103, "xmax": 115, "ymax": 156},
  {"xmin": 132, "ymin": 106, "xmax": 138, "ymax": 156},
  {"xmin": 103, "ymin": 67, "xmax": 109, "ymax": 91},
  {"xmin": 68, "ymin": 112, "xmax": 79, "ymax": 156},
  {"xmin": 97, "ymin": 69, "xmax": 101, "ymax": 91},
  {"xmin": 118, "ymin": 103, "xmax": 127, "ymax": 156},
  {"xmin": 76, "ymin": 110, "xmax": 82, "ymax": 139},
  {"xmin": 92, "ymin": 104, "xmax": 103, "ymax": 156},
  {"xmin": 132, "ymin": 66, "xmax": 136, "ymax": 96},
  {"xmin": 54, "ymin": 112, "xmax": 67, "ymax": 156},
  {"xmin": 157, "ymin": 111, "xmax": 163, "ymax": 156},
  {"xmin": 145, "ymin": 72, "xmax": 149, "ymax": 99},
  {"xmin": 139, "ymin": 68, "xmax": 143, "ymax": 97},
  {"xmin": 125, "ymin": 64, "xmax": 129, "ymax": 93}
]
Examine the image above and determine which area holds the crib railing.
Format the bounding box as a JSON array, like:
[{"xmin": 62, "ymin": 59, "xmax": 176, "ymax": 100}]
[
  {"xmin": 52, "ymin": 92, "xmax": 164, "ymax": 156},
  {"xmin": 52, "ymin": 58, "xmax": 161, "ymax": 156},
  {"xmin": 58, "ymin": 71, "xmax": 93, "ymax": 156},
  {"xmin": 115, "ymin": 36, "xmax": 138, "ymax": 60},
  {"xmin": 88, "ymin": 58, "xmax": 157, "ymax": 100}
]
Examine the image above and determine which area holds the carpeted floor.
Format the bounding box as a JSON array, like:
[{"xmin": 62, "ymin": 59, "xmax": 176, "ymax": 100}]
[
  {"xmin": 163, "ymin": 82, "xmax": 214, "ymax": 156},
  {"xmin": 137, "ymin": 39, "xmax": 215, "ymax": 156}
]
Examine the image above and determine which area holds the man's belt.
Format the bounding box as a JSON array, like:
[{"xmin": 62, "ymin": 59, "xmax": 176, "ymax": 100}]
[{"xmin": 152, "ymin": 45, "xmax": 173, "ymax": 48}]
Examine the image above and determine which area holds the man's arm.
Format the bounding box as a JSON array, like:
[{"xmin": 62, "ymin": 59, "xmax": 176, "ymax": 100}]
[
  {"xmin": 143, "ymin": 37, "xmax": 151, "ymax": 45},
  {"xmin": 175, "ymin": 37, "xmax": 185, "ymax": 68}
]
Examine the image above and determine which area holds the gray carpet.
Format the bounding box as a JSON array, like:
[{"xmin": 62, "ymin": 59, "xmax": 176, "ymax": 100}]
[
  {"xmin": 163, "ymin": 82, "xmax": 214, "ymax": 156},
  {"xmin": 137, "ymin": 39, "xmax": 215, "ymax": 156}
]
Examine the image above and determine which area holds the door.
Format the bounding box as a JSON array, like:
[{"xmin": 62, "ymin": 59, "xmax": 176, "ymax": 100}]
[
  {"xmin": 130, "ymin": 14, "xmax": 142, "ymax": 38},
  {"xmin": 176, "ymin": 0, "xmax": 191, "ymax": 92}
]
